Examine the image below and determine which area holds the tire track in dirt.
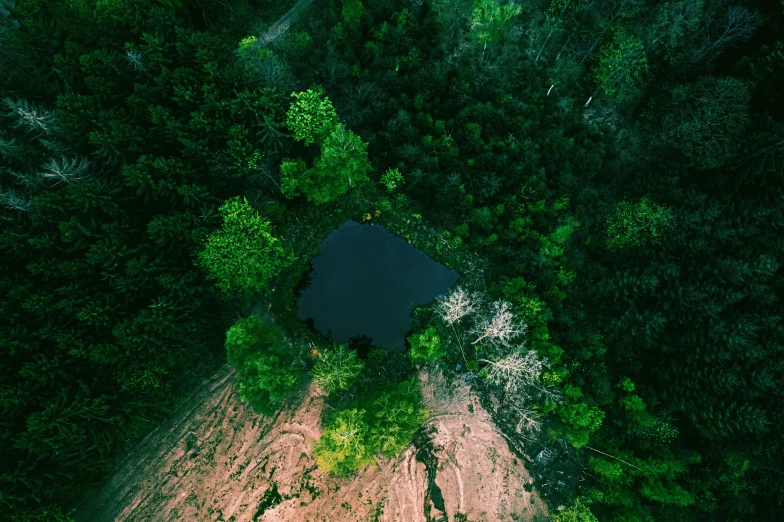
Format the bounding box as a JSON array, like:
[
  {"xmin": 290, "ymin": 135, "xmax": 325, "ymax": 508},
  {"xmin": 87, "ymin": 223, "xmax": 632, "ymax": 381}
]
[{"xmin": 76, "ymin": 368, "xmax": 547, "ymax": 522}]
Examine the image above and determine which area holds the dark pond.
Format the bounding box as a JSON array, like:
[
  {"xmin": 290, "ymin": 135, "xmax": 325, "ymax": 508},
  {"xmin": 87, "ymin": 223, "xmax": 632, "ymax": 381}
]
[{"xmin": 297, "ymin": 220, "xmax": 459, "ymax": 351}]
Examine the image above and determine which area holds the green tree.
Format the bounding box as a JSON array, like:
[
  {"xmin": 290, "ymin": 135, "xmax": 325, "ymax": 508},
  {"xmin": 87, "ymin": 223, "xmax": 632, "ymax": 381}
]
[
  {"xmin": 341, "ymin": 0, "xmax": 365, "ymax": 24},
  {"xmin": 310, "ymin": 124, "xmax": 371, "ymax": 200},
  {"xmin": 286, "ymin": 86, "xmax": 338, "ymax": 146},
  {"xmin": 552, "ymin": 497, "xmax": 599, "ymax": 522},
  {"xmin": 431, "ymin": 0, "xmax": 473, "ymax": 48},
  {"xmin": 10, "ymin": 506, "xmax": 75, "ymax": 522},
  {"xmin": 225, "ymin": 316, "xmax": 305, "ymax": 413},
  {"xmin": 314, "ymin": 381, "xmax": 427, "ymax": 475},
  {"xmin": 605, "ymin": 197, "xmax": 674, "ymax": 251},
  {"xmin": 558, "ymin": 384, "xmax": 605, "ymax": 448},
  {"xmin": 282, "ymin": 124, "xmax": 372, "ymax": 204},
  {"xmin": 592, "ymin": 31, "xmax": 647, "ymax": 103},
  {"xmin": 311, "ymin": 344, "xmax": 364, "ymax": 394},
  {"xmin": 408, "ymin": 326, "xmax": 446, "ymax": 363},
  {"xmin": 312, "ymin": 409, "xmax": 372, "ymax": 475},
  {"xmin": 469, "ymin": 0, "xmax": 521, "ymax": 63},
  {"xmin": 366, "ymin": 380, "xmax": 429, "ymax": 457},
  {"xmin": 380, "ymin": 167, "xmax": 404, "ymax": 191},
  {"xmin": 646, "ymin": 0, "xmax": 704, "ymax": 57},
  {"xmin": 654, "ymin": 77, "xmax": 752, "ymax": 170},
  {"xmin": 280, "ymin": 157, "xmax": 308, "ymax": 199},
  {"xmin": 196, "ymin": 197, "xmax": 294, "ymax": 296}
]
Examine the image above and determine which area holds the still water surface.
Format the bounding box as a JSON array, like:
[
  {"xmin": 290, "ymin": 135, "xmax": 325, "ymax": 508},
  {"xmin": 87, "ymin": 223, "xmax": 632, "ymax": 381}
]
[{"xmin": 297, "ymin": 220, "xmax": 459, "ymax": 350}]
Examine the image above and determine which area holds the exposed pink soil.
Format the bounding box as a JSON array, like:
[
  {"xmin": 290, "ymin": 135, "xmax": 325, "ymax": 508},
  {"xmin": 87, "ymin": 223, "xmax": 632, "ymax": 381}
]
[{"xmin": 76, "ymin": 366, "xmax": 546, "ymax": 522}]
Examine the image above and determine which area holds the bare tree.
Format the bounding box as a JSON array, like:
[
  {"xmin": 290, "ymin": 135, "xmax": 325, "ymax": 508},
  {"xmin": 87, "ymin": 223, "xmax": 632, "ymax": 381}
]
[
  {"xmin": 436, "ymin": 286, "xmax": 480, "ymax": 325},
  {"xmin": 555, "ymin": 0, "xmax": 597, "ymax": 62},
  {"xmin": 0, "ymin": 135, "xmax": 15, "ymax": 158},
  {"xmin": 506, "ymin": 395, "xmax": 543, "ymax": 434},
  {"xmin": 321, "ymin": 53, "xmax": 350, "ymax": 88},
  {"xmin": 734, "ymin": 130, "xmax": 784, "ymax": 184},
  {"xmin": 432, "ymin": 0, "xmax": 473, "ymax": 50},
  {"xmin": 339, "ymin": 82, "xmax": 381, "ymax": 128},
  {"xmin": 480, "ymin": 346, "xmax": 547, "ymax": 435},
  {"xmin": 482, "ymin": 349, "xmax": 544, "ymax": 394},
  {"xmin": 3, "ymin": 98, "xmax": 59, "ymax": 137},
  {"xmin": 533, "ymin": 381, "xmax": 563, "ymax": 404},
  {"xmin": 249, "ymin": 155, "xmax": 282, "ymax": 195},
  {"xmin": 126, "ymin": 50, "xmax": 146, "ymax": 73},
  {"xmin": 0, "ymin": 187, "xmax": 32, "ymax": 211},
  {"xmin": 40, "ymin": 156, "xmax": 89, "ymax": 185},
  {"xmin": 534, "ymin": 0, "xmax": 575, "ymax": 65},
  {"xmin": 471, "ymin": 300, "xmax": 526, "ymax": 348},
  {"xmin": 437, "ymin": 286, "xmax": 483, "ymax": 363},
  {"xmin": 481, "ymin": 348, "xmax": 558, "ymax": 434},
  {"xmin": 691, "ymin": 3, "xmax": 761, "ymax": 62}
]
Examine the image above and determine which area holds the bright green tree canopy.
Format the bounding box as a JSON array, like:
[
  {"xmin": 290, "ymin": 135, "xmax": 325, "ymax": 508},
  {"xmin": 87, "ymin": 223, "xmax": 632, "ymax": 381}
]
[
  {"xmin": 380, "ymin": 167, "xmax": 404, "ymax": 191},
  {"xmin": 408, "ymin": 326, "xmax": 446, "ymax": 363},
  {"xmin": 594, "ymin": 31, "xmax": 647, "ymax": 101},
  {"xmin": 197, "ymin": 197, "xmax": 294, "ymax": 296},
  {"xmin": 312, "ymin": 409, "xmax": 372, "ymax": 475},
  {"xmin": 606, "ymin": 197, "xmax": 675, "ymax": 251},
  {"xmin": 312, "ymin": 381, "xmax": 428, "ymax": 475},
  {"xmin": 469, "ymin": 0, "xmax": 521, "ymax": 47},
  {"xmin": 286, "ymin": 86, "xmax": 338, "ymax": 146},
  {"xmin": 281, "ymin": 124, "xmax": 372, "ymax": 204}
]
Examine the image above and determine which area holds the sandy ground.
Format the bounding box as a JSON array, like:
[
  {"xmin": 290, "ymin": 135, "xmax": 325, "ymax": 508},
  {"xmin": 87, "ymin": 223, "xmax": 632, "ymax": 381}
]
[{"xmin": 75, "ymin": 366, "xmax": 547, "ymax": 522}]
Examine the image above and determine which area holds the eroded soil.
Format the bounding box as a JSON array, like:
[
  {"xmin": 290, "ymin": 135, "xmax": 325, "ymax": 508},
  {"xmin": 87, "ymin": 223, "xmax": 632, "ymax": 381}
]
[{"xmin": 76, "ymin": 366, "xmax": 547, "ymax": 522}]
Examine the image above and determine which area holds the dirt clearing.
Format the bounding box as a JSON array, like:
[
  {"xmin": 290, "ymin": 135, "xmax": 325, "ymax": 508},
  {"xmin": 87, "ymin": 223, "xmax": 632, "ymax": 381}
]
[{"xmin": 75, "ymin": 366, "xmax": 547, "ymax": 522}]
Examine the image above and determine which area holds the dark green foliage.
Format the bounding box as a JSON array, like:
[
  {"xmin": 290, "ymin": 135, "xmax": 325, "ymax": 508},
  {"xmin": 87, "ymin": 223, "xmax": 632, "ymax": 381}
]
[
  {"xmin": 2, "ymin": 0, "xmax": 784, "ymax": 519},
  {"xmin": 285, "ymin": 86, "xmax": 338, "ymax": 146},
  {"xmin": 225, "ymin": 316, "xmax": 305, "ymax": 414},
  {"xmin": 274, "ymin": 0, "xmax": 784, "ymax": 519},
  {"xmin": 253, "ymin": 481, "xmax": 283, "ymax": 519},
  {"xmin": 0, "ymin": 0, "xmax": 289, "ymax": 517},
  {"xmin": 650, "ymin": 77, "xmax": 752, "ymax": 171}
]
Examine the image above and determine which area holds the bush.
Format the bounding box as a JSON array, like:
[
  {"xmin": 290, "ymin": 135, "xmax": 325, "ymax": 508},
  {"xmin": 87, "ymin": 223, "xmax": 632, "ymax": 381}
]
[
  {"xmin": 552, "ymin": 497, "xmax": 599, "ymax": 522},
  {"xmin": 408, "ymin": 326, "xmax": 446, "ymax": 363},
  {"xmin": 311, "ymin": 344, "xmax": 364, "ymax": 394}
]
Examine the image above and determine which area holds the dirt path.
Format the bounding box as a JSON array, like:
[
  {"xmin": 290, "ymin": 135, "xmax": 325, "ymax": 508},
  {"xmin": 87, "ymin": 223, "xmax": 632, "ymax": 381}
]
[
  {"xmin": 259, "ymin": 0, "xmax": 316, "ymax": 45},
  {"xmin": 75, "ymin": 367, "xmax": 547, "ymax": 522}
]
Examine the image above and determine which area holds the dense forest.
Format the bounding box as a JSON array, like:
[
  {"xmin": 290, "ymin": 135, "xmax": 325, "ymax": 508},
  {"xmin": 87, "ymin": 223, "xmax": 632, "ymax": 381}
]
[{"xmin": 1, "ymin": 0, "xmax": 782, "ymax": 520}]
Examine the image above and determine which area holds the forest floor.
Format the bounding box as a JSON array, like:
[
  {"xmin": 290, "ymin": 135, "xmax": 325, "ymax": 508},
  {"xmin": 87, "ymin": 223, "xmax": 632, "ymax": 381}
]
[{"xmin": 75, "ymin": 366, "xmax": 548, "ymax": 522}]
